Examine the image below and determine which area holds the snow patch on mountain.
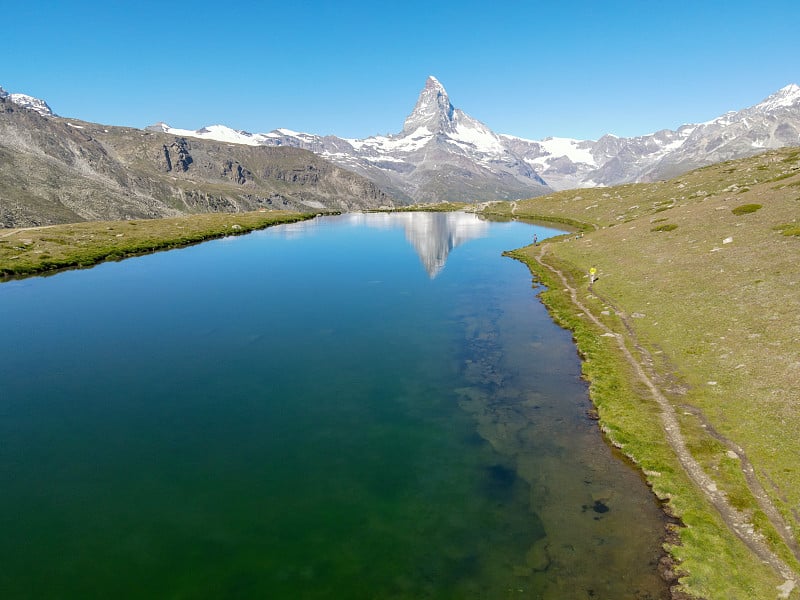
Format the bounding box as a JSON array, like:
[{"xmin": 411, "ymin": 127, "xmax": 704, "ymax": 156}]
[
  {"xmin": 346, "ymin": 128, "xmax": 434, "ymax": 153},
  {"xmin": 148, "ymin": 122, "xmax": 265, "ymax": 145},
  {"xmin": 755, "ymin": 83, "xmax": 800, "ymax": 112},
  {"xmin": 1, "ymin": 88, "xmax": 56, "ymax": 117},
  {"xmin": 536, "ymin": 137, "xmax": 597, "ymax": 166},
  {"xmin": 453, "ymin": 119, "xmax": 505, "ymax": 153}
]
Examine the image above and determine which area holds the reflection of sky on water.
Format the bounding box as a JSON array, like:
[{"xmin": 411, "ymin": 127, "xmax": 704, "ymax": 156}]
[{"xmin": 273, "ymin": 212, "xmax": 490, "ymax": 278}]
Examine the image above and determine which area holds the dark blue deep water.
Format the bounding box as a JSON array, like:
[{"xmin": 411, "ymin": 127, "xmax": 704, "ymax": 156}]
[{"xmin": 0, "ymin": 213, "xmax": 668, "ymax": 598}]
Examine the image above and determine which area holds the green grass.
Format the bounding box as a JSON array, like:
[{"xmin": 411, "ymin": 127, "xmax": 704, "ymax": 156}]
[
  {"xmin": 774, "ymin": 222, "xmax": 800, "ymax": 236},
  {"xmin": 486, "ymin": 146, "xmax": 800, "ymax": 599},
  {"xmin": 0, "ymin": 210, "xmax": 316, "ymax": 278},
  {"xmin": 477, "ymin": 204, "xmax": 595, "ymax": 232},
  {"xmin": 651, "ymin": 223, "xmax": 679, "ymax": 232},
  {"xmin": 731, "ymin": 203, "xmax": 763, "ymax": 215}
]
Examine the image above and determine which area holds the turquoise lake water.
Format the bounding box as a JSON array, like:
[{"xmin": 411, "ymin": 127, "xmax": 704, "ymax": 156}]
[{"xmin": 0, "ymin": 213, "xmax": 669, "ymax": 598}]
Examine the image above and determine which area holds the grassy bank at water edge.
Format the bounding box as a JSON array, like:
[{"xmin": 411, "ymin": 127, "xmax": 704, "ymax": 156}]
[
  {"xmin": 0, "ymin": 210, "xmax": 316, "ymax": 278},
  {"xmin": 483, "ymin": 147, "xmax": 800, "ymax": 599}
]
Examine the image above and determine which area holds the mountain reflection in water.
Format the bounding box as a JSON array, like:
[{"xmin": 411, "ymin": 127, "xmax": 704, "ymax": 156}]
[
  {"xmin": 281, "ymin": 212, "xmax": 490, "ymax": 277},
  {"xmin": 387, "ymin": 212, "xmax": 490, "ymax": 277}
]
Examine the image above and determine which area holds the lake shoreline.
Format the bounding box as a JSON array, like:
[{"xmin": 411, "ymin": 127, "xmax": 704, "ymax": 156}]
[
  {"xmin": 504, "ymin": 242, "xmax": 684, "ymax": 598},
  {"xmin": 505, "ymin": 237, "xmax": 799, "ymax": 599},
  {"xmin": 0, "ymin": 210, "xmax": 321, "ymax": 279}
]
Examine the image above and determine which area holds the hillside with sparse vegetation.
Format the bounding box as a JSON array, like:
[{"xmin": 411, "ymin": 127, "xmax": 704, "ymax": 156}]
[{"xmin": 0, "ymin": 96, "xmax": 392, "ymax": 228}]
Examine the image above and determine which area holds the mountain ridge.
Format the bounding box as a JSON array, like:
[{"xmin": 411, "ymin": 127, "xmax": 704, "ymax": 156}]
[
  {"xmin": 149, "ymin": 77, "xmax": 800, "ymax": 200},
  {"xmin": 0, "ymin": 95, "xmax": 392, "ymax": 227},
  {"xmin": 3, "ymin": 78, "xmax": 800, "ymax": 212},
  {"xmin": 150, "ymin": 76, "xmax": 553, "ymax": 203}
]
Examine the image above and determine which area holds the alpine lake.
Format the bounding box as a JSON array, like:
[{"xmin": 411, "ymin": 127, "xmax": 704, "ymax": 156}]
[{"xmin": 0, "ymin": 212, "xmax": 670, "ymax": 599}]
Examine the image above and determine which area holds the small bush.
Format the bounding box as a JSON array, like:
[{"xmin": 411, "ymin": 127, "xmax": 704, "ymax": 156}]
[
  {"xmin": 651, "ymin": 223, "xmax": 678, "ymax": 232},
  {"xmin": 731, "ymin": 203, "xmax": 762, "ymax": 215},
  {"xmin": 774, "ymin": 223, "xmax": 800, "ymax": 237}
]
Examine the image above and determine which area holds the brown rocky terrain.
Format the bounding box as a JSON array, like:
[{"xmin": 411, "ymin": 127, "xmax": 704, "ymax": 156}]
[{"xmin": 0, "ymin": 97, "xmax": 394, "ymax": 227}]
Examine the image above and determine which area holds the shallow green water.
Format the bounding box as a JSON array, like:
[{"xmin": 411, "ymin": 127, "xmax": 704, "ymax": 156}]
[{"xmin": 0, "ymin": 213, "xmax": 669, "ymax": 598}]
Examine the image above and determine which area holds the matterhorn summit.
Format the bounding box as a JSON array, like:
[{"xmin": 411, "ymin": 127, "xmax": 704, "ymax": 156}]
[{"xmin": 403, "ymin": 76, "xmax": 457, "ymax": 134}]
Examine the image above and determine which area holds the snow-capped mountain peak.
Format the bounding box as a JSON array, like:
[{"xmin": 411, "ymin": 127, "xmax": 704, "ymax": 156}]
[
  {"xmin": 1, "ymin": 85, "xmax": 53, "ymax": 114},
  {"xmin": 8, "ymin": 93, "xmax": 55, "ymax": 117},
  {"xmin": 144, "ymin": 122, "xmax": 266, "ymax": 146},
  {"xmin": 402, "ymin": 75, "xmax": 456, "ymax": 134},
  {"xmin": 755, "ymin": 83, "xmax": 800, "ymax": 112}
]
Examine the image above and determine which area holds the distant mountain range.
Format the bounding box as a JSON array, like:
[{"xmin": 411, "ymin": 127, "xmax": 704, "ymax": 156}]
[
  {"xmin": 1, "ymin": 78, "xmax": 799, "ymax": 226},
  {"xmin": 150, "ymin": 77, "xmax": 800, "ymax": 201}
]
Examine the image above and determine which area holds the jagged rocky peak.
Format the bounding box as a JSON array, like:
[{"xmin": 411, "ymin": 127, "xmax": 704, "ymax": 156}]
[
  {"xmin": 0, "ymin": 85, "xmax": 8, "ymax": 99},
  {"xmin": 403, "ymin": 75, "xmax": 457, "ymax": 134}
]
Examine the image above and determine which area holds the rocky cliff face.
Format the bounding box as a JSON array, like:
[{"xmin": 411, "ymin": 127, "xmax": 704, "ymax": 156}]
[
  {"xmin": 402, "ymin": 76, "xmax": 457, "ymax": 134},
  {"xmin": 0, "ymin": 96, "xmax": 394, "ymax": 227}
]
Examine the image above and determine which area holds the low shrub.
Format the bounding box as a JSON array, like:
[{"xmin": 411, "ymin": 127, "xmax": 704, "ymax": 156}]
[
  {"xmin": 651, "ymin": 223, "xmax": 678, "ymax": 232},
  {"xmin": 774, "ymin": 223, "xmax": 800, "ymax": 237},
  {"xmin": 731, "ymin": 204, "xmax": 762, "ymax": 215}
]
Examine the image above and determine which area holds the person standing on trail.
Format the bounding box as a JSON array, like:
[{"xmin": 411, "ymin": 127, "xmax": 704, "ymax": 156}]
[
  {"xmin": 533, "ymin": 233, "xmax": 538, "ymax": 245},
  {"xmin": 589, "ymin": 267, "xmax": 597, "ymax": 284}
]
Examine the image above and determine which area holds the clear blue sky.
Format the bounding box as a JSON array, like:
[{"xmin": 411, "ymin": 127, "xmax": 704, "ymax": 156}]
[{"xmin": 3, "ymin": 0, "xmax": 799, "ymax": 141}]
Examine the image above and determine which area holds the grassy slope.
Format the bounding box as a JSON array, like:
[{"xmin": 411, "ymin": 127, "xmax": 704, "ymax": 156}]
[
  {"xmin": 0, "ymin": 210, "xmax": 316, "ymax": 278},
  {"xmin": 481, "ymin": 147, "xmax": 800, "ymax": 599}
]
